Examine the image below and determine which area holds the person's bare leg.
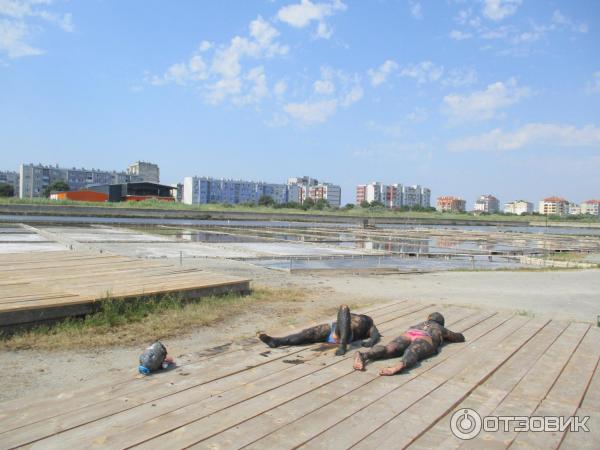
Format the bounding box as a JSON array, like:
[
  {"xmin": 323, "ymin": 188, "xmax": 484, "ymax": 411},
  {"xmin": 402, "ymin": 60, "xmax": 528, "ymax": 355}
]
[
  {"xmin": 353, "ymin": 338, "xmax": 408, "ymax": 371},
  {"xmin": 379, "ymin": 339, "xmax": 435, "ymax": 376},
  {"xmin": 335, "ymin": 304, "xmax": 352, "ymax": 356},
  {"xmin": 259, "ymin": 324, "xmax": 330, "ymax": 348}
]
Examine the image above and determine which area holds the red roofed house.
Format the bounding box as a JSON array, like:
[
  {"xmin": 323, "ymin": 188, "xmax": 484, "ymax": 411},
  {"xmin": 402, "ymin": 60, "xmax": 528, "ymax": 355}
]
[
  {"xmin": 538, "ymin": 197, "xmax": 569, "ymax": 216},
  {"xmin": 581, "ymin": 199, "xmax": 600, "ymax": 216}
]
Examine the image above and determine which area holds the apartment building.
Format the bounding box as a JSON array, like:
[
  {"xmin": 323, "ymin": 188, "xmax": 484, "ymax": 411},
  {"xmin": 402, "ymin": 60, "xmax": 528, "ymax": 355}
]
[
  {"xmin": 436, "ymin": 196, "xmax": 466, "ymax": 212},
  {"xmin": 355, "ymin": 182, "xmax": 430, "ymax": 208},
  {"xmin": 309, "ymin": 183, "xmax": 341, "ymax": 207},
  {"xmin": 127, "ymin": 161, "xmax": 160, "ymax": 183},
  {"xmin": 17, "ymin": 161, "xmax": 161, "ymax": 198},
  {"xmin": 568, "ymin": 203, "xmax": 581, "ymax": 215},
  {"xmin": 538, "ymin": 197, "xmax": 569, "ymax": 216},
  {"xmin": 288, "ymin": 176, "xmax": 341, "ymax": 207},
  {"xmin": 19, "ymin": 163, "xmax": 132, "ymax": 198},
  {"xmin": 403, "ymin": 185, "xmax": 431, "ymax": 208},
  {"xmin": 504, "ymin": 200, "xmax": 533, "ymax": 215},
  {"xmin": 581, "ymin": 200, "xmax": 600, "ymax": 216},
  {"xmin": 474, "ymin": 194, "xmax": 500, "ymax": 213},
  {"xmin": 0, "ymin": 170, "xmax": 19, "ymax": 197},
  {"xmin": 182, "ymin": 176, "xmax": 341, "ymax": 207}
]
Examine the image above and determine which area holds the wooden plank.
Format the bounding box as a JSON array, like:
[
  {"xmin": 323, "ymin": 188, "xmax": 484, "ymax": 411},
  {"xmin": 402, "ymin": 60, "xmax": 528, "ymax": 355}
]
[
  {"xmin": 240, "ymin": 312, "xmax": 515, "ymax": 450},
  {"xmin": 352, "ymin": 319, "xmax": 562, "ymax": 449},
  {"xmin": 2, "ymin": 303, "xmax": 448, "ymax": 448},
  {"xmin": 0, "ymin": 298, "xmax": 415, "ymax": 417},
  {"xmin": 297, "ymin": 316, "xmax": 543, "ymax": 450},
  {"xmin": 559, "ymin": 407, "xmax": 599, "ymax": 449},
  {"xmin": 192, "ymin": 311, "xmax": 494, "ymax": 450},
  {"xmin": 0, "ymin": 300, "xmax": 431, "ymax": 439},
  {"xmin": 446, "ymin": 321, "xmax": 592, "ymax": 450},
  {"xmin": 509, "ymin": 325, "xmax": 599, "ymax": 450}
]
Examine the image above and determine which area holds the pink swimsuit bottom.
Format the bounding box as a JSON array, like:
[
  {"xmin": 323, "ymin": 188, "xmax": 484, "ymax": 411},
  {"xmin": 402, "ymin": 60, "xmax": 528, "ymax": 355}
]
[{"xmin": 404, "ymin": 329, "xmax": 431, "ymax": 341}]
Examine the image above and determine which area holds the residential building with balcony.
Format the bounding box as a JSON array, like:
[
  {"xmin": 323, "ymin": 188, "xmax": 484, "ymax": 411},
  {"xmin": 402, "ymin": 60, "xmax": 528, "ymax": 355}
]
[
  {"xmin": 19, "ymin": 163, "xmax": 140, "ymax": 198},
  {"xmin": 581, "ymin": 200, "xmax": 600, "ymax": 216},
  {"xmin": 474, "ymin": 194, "xmax": 500, "ymax": 213},
  {"xmin": 0, "ymin": 170, "xmax": 19, "ymax": 197},
  {"xmin": 504, "ymin": 200, "xmax": 533, "ymax": 215},
  {"xmin": 127, "ymin": 161, "xmax": 160, "ymax": 183},
  {"xmin": 436, "ymin": 196, "xmax": 466, "ymax": 212},
  {"xmin": 538, "ymin": 197, "xmax": 569, "ymax": 216}
]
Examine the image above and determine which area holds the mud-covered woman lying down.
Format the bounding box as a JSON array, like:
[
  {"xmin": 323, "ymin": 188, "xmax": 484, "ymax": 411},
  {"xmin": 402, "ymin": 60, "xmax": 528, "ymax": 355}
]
[{"xmin": 352, "ymin": 312, "xmax": 465, "ymax": 376}]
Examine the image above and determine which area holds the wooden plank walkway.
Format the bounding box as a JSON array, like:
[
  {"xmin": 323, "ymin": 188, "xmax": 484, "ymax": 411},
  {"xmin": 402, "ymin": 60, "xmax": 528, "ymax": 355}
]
[
  {"xmin": 0, "ymin": 251, "xmax": 250, "ymax": 327},
  {"xmin": 0, "ymin": 300, "xmax": 597, "ymax": 449}
]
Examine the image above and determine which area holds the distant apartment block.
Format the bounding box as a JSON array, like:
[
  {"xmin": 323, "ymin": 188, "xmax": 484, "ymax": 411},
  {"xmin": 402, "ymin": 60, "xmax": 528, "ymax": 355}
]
[
  {"xmin": 474, "ymin": 194, "xmax": 500, "ymax": 213},
  {"xmin": 183, "ymin": 176, "xmax": 341, "ymax": 207},
  {"xmin": 568, "ymin": 203, "xmax": 581, "ymax": 215},
  {"xmin": 309, "ymin": 183, "xmax": 341, "ymax": 207},
  {"xmin": 436, "ymin": 196, "xmax": 466, "ymax": 212},
  {"xmin": 581, "ymin": 199, "xmax": 600, "ymax": 216},
  {"xmin": 355, "ymin": 182, "xmax": 430, "ymax": 208},
  {"xmin": 20, "ymin": 164, "xmax": 126, "ymax": 198},
  {"xmin": 288, "ymin": 176, "xmax": 341, "ymax": 207},
  {"xmin": 0, "ymin": 170, "xmax": 19, "ymax": 197},
  {"xmin": 128, "ymin": 161, "xmax": 160, "ymax": 183},
  {"xmin": 538, "ymin": 197, "xmax": 569, "ymax": 216},
  {"xmin": 504, "ymin": 200, "xmax": 533, "ymax": 215}
]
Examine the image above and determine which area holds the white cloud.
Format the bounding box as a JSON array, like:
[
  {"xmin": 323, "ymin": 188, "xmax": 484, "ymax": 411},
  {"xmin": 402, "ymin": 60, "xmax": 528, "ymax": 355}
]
[
  {"xmin": 277, "ymin": 0, "xmax": 346, "ymax": 39},
  {"xmin": 284, "ymin": 67, "xmax": 362, "ymax": 124},
  {"xmin": 448, "ymin": 123, "xmax": 600, "ymax": 152},
  {"xmin": 409, "ymin": 1, "xmax": 422, "ymax": 19},
  {"xmin": 441, "ymin": 68, "xmax": 478, "ymax": 87},
  {"xmin": 0, "ymin": 0, "xmax": 73, "ymax": 58},
  {"xmin": 283, "ymin": 99, "xmax": 338, "ymax": 123},
  {"xmin": 340, "ymin": 84, "xmax": 363, "ymax": 107},
  {"xmin": 150, "ymin": 16, "xmax": 288, "ymax": 107},
  {"xmin": 368, "ymin": 59, "xmax": 398, "ymax": 86},
  {"xmin": 314, "ymin": 78, "xmax": 335, "ymax": 94},
  {"xmin": 449, "ymin": 29, "xmax": 472, "ymax": 40},
  {"xmin": 400, "ymin": 61, "xmax": 444, "ymax": 84},
  {"xmin": 482, "ymin": 0, "xmax": 522, "ymax": 21},
  {"xmin": 443, "ymin": 78, "xmax": 530, "ymax": 122},
  {"xmin": 586, "ymin": 71, "xmax": 600, "ymax": 95},
  {"xmin": 274, "ymin": 80, "xmax": 287, "ymax": 97},
  {"xmin": 552, "ymin": 9, "xmax": 588, "ymax": 34}
]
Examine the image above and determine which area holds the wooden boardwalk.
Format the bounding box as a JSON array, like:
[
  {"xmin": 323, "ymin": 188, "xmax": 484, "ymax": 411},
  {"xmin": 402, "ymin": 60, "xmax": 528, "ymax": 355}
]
[
  {"xmin": 0, "ymin": 251, "xmax": 250, "ymax": 327},
  {"xmin": 0, "ymin": 300, "xmax": 597, "ymax": 449}
]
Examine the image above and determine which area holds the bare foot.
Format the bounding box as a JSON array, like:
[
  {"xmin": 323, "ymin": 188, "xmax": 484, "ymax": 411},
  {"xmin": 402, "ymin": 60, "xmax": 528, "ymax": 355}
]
[
  {"xmin": 353, "ymin": 352, "xmax": 366, "ymax": 370},
  {"xmin": 379, "ymin": 362, "xmax": 404, "ymax": 376},
  {"xmin": 258, "ymin": 333, "xmax": 277, "ymax": 348}
]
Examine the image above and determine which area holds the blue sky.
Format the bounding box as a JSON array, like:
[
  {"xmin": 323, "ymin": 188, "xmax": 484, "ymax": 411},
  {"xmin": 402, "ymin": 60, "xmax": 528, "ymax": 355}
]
[{"xmin": 1, "ymin": 0, "xmax": 599, "ymax": 206}]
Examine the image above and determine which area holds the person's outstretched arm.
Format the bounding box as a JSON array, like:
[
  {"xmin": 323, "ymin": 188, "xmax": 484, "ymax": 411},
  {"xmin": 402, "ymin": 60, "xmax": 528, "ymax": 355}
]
[
  {"xmin": 442, "ymin": 327, "xmax": 465, "ymax": 343},
  {"xmin": 361, "ymin": 323, "xmax": 381, "ymax": 347}
]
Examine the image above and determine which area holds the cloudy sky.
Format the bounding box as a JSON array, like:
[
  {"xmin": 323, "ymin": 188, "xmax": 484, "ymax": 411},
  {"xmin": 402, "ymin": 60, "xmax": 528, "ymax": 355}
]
[{"xmin": 1, "ymin": 0, "xmax": 599, "ymax": 206}]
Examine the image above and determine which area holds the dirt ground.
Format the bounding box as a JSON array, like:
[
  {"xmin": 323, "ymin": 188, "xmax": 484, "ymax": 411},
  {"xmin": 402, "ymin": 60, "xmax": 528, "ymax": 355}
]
[{"xmin": 1, "ymin": 258, "xmax": 599, "ymax": 403}]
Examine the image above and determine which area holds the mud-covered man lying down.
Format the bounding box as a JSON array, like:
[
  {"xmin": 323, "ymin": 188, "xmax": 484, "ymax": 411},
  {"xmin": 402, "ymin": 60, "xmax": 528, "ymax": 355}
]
[
  {"xmin": 258, "ymin": 304, "xmax": 380, "ymax": 356},
  {"xmin": 353, "ymin": 312, "xmax": 465, "ymax": 375}
]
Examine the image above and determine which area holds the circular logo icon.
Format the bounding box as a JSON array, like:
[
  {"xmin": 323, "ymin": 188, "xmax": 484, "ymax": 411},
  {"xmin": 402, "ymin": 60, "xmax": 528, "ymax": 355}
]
[{"xmin": 450, "ymin": 408, "xmax": 482, "ymax": 440}]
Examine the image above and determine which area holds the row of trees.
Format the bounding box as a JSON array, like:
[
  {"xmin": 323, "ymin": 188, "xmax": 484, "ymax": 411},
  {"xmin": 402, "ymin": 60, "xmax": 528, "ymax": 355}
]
[
  {"xmin": 357, "ymin": 200, "xmax": 436, "ymax": 212},
  {"xmin": 0, "ymin": 181, "xmax": 70, "ymax": 198},
  {"xmin": 258, "ymin": 195, "xmax": 331, "ymax": 210}
]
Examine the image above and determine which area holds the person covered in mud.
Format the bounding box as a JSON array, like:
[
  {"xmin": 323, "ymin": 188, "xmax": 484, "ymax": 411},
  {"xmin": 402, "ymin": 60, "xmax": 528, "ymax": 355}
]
[
  {"xmin": 258, "ymin": 304, "xmax": 380, "ymax": 356},
  {"xmin": 352, "ymin": 312, "xmax": 465, "ymax": 375}
]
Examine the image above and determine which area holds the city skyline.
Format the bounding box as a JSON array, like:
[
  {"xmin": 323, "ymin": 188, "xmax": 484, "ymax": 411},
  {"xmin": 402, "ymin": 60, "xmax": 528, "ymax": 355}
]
[{"xmin": 1, "ymin": 1, "xmax": 599, "ymax": 205}]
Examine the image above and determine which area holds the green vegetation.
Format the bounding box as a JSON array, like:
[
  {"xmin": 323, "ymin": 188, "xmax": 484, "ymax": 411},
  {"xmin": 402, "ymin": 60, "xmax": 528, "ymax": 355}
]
[
  {"xmin": 1, "ymin": 196, "xmax": 599, "ymax": 224},
  {"xmin": 42, "ymin": 180, "xmax": 70, "ymax": 197},
  {"xmin": 0, "ymin": 287, "xmax": 306, "ymax": 350},
  {"xmin": 0, "ymin": 183, "xmax": 14, "ymax": 197}
]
